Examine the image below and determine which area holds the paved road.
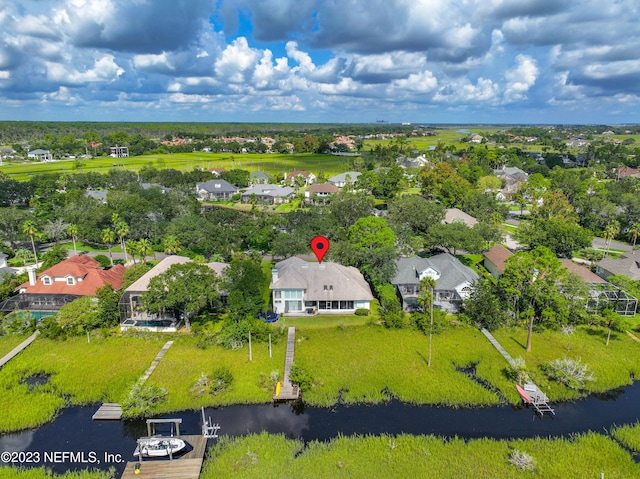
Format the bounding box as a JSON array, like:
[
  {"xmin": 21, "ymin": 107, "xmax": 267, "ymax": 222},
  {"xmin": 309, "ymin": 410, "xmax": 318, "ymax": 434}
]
[{"xmin": 591, "ymin": 237, "xmax": 632, "ymax": 252}]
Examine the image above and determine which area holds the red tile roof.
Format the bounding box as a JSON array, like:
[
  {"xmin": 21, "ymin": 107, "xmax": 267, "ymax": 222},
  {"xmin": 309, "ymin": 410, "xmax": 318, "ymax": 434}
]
[{"xmin": 19, "ymin": 255, "xmax": 125, "ymax": 296}]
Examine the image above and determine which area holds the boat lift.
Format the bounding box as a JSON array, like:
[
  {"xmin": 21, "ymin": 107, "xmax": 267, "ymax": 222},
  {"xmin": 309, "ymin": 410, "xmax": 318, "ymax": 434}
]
[
  {"xmin": 516, "ymin": 383, "xmax": 555, "ymax": 417},
  {"xmin": 201, "ymin": 407, "xmax": 220, "ymax": 439}
]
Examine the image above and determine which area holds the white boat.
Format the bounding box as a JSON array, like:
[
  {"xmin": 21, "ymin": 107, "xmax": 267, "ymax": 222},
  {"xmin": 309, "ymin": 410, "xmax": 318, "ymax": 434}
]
[{"xmin": 134, "ymin": 437, "xmax": 186, "ymax": 458}]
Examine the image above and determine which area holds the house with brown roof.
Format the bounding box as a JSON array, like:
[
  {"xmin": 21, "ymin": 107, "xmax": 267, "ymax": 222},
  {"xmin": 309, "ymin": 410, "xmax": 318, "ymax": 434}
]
[
  {"xmin": 616, "ymin": 166, "xmax": 640, "ymax": 179},
  {"xmin": 483, "ymin": 244, "xmax": 513, "ymax": 278},
  {"xmin": 0, "ymin": 255, "xmax": 125, "ymax": 319},
  {"xmin": 305, "ymin": 183, "xmax": 340, "ymax": 199},
  {"xmin": 270, "ymin": 257, "xmax": 374, "ymax": 315},
  {"xmin": 443, "ymin": 208, "xmax": 478, "ymax": 227}
]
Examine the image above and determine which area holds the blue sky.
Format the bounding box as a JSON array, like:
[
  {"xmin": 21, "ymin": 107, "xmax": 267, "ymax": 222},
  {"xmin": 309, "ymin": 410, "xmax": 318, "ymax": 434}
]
[{"xmin": 0, "ymin": 0, "xmax": 639, "ymax": 124}]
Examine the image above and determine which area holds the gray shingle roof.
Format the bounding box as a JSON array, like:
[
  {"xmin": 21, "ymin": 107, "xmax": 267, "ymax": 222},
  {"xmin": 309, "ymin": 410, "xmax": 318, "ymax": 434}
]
[
  {"xmin": 196, "ymin": 179, "xmax": 238, "ymax": 194},
  {"xmin": 270, "ymin": 257, "xmax": 374, "ymax": 301},
  {"xmin": 597, "ymin": 254, "xmax": 640, "ymax": 280},
  {"xmin": 242, "ymin": 184, "xmax": 294, "ymax": 198},
  {"xmin": 328, "ymin": 172, "xmax": 361, "ymax": 184},
  {"xmin": 392, "ymin": 253, "xmax": 479, "ymax": 290}
]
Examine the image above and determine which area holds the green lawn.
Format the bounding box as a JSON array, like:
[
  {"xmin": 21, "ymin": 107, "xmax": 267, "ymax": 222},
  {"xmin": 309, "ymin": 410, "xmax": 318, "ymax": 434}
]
[{"xmin": 58, "ymin": 241, "xmax": 123, "ymax": 253}]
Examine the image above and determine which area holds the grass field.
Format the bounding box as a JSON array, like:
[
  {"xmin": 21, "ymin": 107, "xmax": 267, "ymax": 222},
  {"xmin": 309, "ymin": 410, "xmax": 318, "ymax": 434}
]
[
  {"xmin": 0, "ymin": 334, "xmax": 29, "ymax": 358},
  {"xmin": 492, "ymin": 326, "xmax": 640, "ymax": 401},
  {"xmin": 0, "ymin": 469, "xmax": 113, "ymax": 479},
  {"xmin": 0, "ymin": 320, "xmax": 638, "ymax": 432},
  {"xmin": 202, "ymin": 431, "xmax": 640, "ymax": 479},
  {"xmin": 0, "ymin": 152, "xmax": 356, "ymax": 181},
  {"xmin": 0, "ymin": 334, "xmax": 167, "ymax": 432}
]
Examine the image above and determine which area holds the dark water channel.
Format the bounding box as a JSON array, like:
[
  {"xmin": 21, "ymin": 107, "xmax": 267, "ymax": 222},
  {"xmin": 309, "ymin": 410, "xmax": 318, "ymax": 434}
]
[{"xmin": 1, "ymin": 381, "xmax": 640, "ymax": 475}]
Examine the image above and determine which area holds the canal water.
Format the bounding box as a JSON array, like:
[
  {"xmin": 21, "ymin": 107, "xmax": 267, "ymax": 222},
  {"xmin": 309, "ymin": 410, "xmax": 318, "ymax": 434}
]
[{"xmin": 1, "ymin": 381, "xmax": 639, "ymax": 475}]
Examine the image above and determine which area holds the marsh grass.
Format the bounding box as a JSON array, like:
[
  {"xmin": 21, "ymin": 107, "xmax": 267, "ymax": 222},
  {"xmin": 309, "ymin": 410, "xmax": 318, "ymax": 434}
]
[
  {"xmin": 201, "ymin": 431, "xmax": 640, "ymax": 479},
  {"xmin": 493, "ymin": 326, "xmax": 640, "ymax": 400},
  {"xmin": 145, "ymin": 335, "xmax": 287, "ymax": 412},
  {"xmin": 293, "ymin": 324, "xmax": 515, "ymax": 406},
  {"xmin": 0, "ymin": 468, "xmax": 114, "ymax": 479},
  {"xmin": 0, "ymin": 334, "xmax": 29, "ymax": 358},
  {"xmin": 612, "ymin": 422, "xmax": 640, "ymax": 452},
  {"xmin": 0, "ymin": 335, "xmax": 167, "ymax": 432}
]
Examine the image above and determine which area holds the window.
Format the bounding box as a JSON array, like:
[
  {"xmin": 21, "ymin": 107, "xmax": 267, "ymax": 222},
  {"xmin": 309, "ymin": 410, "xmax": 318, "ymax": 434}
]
[
  {"xmin": 66, "ymin": 277, "xmax": 75, "ymax": 285},
  {"xmin": 42, "ymin": 277, "xmax": 52, "ymax": 285},
  {"xmin": 274, "ymin": 291, "xmax": 281, "ymax": 299}
]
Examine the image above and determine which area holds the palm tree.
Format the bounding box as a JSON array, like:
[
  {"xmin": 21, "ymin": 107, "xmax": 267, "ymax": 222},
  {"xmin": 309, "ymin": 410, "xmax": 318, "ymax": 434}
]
[
  {"xmin": 22, "ymin": 220, "xmax": 39, "ymax": 265},
  {"xmin": 67, "ymin": 224, "xmax": 78, "ymax": 256},
  {"xmin": 603, "ymin": 221, "xmax": 620, "ymax": 257},
  {"xmin": 418, "ymin": 276, "xmax": 437, "ymax": 367},
  {"xmin": 115, "ymin": 220, "xmax": 130, "ymax": 263},
  {"xmin": 102, "ymin": 228, "xmax": 115, "ymax": 266},
  {"xmin": 162, "ymin": 235, "xmax": 182, "ymax": 255},
  {"xmin": 137, "ymin": 238, "xmax": 153, "ymax": 262},
  {"xmin": 126, "ymin": 240, "xmax": 140, "ymax": 265},
  {"xmin": 629, "ymin": 223, "xmax": 640, "ymax": 252}
]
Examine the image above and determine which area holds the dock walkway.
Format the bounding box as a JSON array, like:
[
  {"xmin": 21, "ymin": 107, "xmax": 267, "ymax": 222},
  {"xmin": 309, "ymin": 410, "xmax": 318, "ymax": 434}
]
[
  {"xmin": 120, "ymin": 435, "xmax": 207, "ymax": 479},
  {"xmin": 93, "ymin": 340, "xmax": 174, "ymax": 421},
  {"xmin": 481, "ymin": 328, "xmax": 554, "ymax": 416},
  {"xmin": 273, "ymin": 326, "xmax": 300, "ymax": 401},
  {"xmin": 0, "ymin": 331, "xmax": 39, "ymax": 368},
  {"xmin": 480, "ymin": 328, "xmax": 516, "ymax": 367}
]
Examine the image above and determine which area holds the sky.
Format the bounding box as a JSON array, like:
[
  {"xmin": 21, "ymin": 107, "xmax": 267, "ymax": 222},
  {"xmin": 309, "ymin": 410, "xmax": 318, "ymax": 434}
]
[{"xmin": 0, "ymin": 0, "xmax": 639, "ymax": 124}]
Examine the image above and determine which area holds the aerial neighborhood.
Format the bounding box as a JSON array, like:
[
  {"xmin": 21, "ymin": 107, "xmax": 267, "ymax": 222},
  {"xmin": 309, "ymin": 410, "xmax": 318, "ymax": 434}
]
[{"xmin": 1, "ymin": 122, "xmax": 640, "ymax": 477}]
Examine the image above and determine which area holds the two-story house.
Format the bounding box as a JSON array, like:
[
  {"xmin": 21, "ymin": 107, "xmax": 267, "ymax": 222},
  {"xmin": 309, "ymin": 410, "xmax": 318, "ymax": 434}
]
[
  {"xmin": 0, "ymin": 255, "xmax": 125, "ymax": 319},
  {"xmin": 270, "ymin": 257, "xmax": 374, "ymax": 315},
  {"xmin": 392, "ymin": 254, "xmax": 479, "ymax": 313},
  {"xmin": 195, "ymin": 179, "xmax": 238, "ymax": 200}
]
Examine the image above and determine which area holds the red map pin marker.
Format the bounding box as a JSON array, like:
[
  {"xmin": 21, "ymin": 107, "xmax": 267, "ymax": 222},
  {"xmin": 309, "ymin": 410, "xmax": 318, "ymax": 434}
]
[{"xmin": 311, "ymin": 235, "xmax": 330, "ymax": 263}]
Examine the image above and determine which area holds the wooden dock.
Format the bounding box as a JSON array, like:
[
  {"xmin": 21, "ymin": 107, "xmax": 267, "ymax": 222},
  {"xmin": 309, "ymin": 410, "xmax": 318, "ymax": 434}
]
[
  {"xmin": 91, "ymin": 402, "xmax": 122, "ymax": 420},
  {"xmin": 120, "ymin": 435, "xmax": 207, "ymax": 479},
  {"xmin": 139, "ymin": 340, "xmax": 174, "ymax": 383},
  {"xmin": 0, "ymin": 331, "xmax": 39, "ymax": 369},
  {"xmin": 273, "ymin": 326, "xmax": 300, "ymax": 401},
  {"xmin": 517, "ymin": 383, "xmax": 555, "ymax": 417},
  {"xmin": 481, "ymin": 328, "xmax": 555, "ymax": 417},
  {"xmin": 93, "ymin": 341, "xmax": 174, "ymax": 421}
]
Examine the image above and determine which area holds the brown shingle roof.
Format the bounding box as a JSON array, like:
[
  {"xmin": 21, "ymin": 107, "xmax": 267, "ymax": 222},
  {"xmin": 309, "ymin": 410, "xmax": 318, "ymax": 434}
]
[
  {"xmin": 560, "ymin": 259, "xmax": 606, "ymax": 283},
  {"xmin": 307, "ymin": 183, "xmax": 340, "ymax": 194},
  {"xmin": 483, "ymin": 244, "xmax": 513, "ymax": 274}
]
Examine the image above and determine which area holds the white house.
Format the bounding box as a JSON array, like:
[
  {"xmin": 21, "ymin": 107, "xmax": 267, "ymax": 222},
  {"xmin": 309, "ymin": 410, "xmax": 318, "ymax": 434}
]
[
  {"xmin": 109, "ymin": 145, "xmax": 129, "ymax": 158},
  {"xmin": 27, "ymin": 149, "xmax": 53, "ymax": 161},
  {"xmin": 270, "ymin": 257, "xmax": 374, "ymax": 315}
]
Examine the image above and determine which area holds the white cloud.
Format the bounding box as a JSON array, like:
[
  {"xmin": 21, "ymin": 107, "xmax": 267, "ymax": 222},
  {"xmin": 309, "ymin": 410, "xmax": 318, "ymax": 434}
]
[
  {"xmin": 215, "ymin": 37, "xmax": 261, "ymax": 83},
  {"xmin": 503, "ymin": 54, "xmax": 538, "ymax": 103}
]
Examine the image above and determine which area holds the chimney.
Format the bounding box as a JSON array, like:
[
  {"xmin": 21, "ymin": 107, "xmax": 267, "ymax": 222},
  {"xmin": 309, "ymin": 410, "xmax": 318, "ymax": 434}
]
[
  {"xmin": 28, "ymin": 266, "xmax": 37, "ymax": 286},
  {"xmin": 271, "ymin": 268, "xmax": 278, "ymax": 283}
]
